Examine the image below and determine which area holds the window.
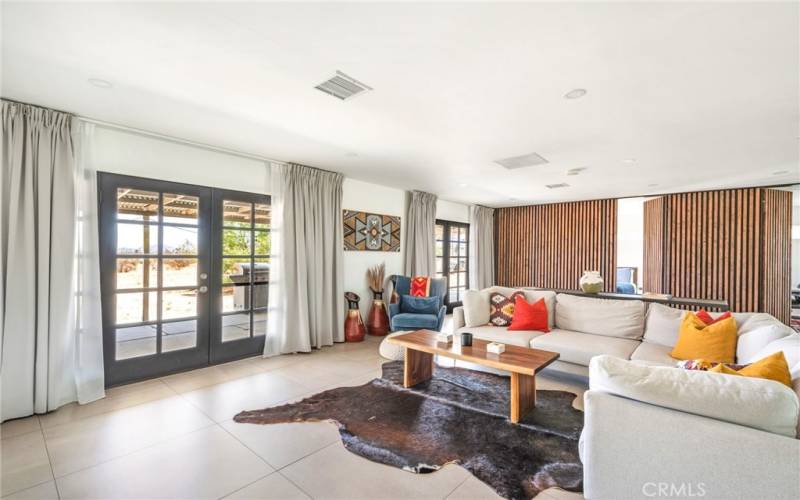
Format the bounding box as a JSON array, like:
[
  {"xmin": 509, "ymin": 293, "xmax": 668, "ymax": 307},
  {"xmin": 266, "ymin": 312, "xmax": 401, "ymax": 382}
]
[{"xmin": 435, "ymin": 219, "xmax": 469, "ymax": 310}]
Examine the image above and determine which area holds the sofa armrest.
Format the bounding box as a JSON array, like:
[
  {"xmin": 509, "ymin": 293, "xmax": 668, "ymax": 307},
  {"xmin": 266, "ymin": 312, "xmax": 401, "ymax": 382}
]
[
  {"xmin": 452, "ymin": 306, "xmax": 465, "ymax": 331},
  {"xmin": 582, "ymin": 391, "xmax": 800, "ymax": 500},
  {"xmin": 436, "ymin": 305, "xmax": 447, "ymax": 332}
]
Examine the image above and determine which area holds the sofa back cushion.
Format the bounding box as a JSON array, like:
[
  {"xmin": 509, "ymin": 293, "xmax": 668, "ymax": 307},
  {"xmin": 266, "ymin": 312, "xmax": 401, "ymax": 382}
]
[
  {"xmin": 644, "ymin": 304, "xmax": 793, "ymax": 359},
  {"xmin": 462, "ymin": 287, "xmax": 556, "ymax": 329},
  {"xmin": 590, "ymin": 355, "xmax": 800, "ymax": 438},
  {"xmin": 555, "ymin": 293, "xmax": 645, "ymax": 339}
]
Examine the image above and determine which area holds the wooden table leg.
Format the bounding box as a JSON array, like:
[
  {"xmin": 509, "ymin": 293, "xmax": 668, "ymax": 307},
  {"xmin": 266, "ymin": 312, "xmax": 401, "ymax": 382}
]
[
  {"xmin": 404, "ymin": 347, "xmax": 433, "ymax": 388},
  {"xmin": 510, "ymin": 372, "xmax": 536, "ymax": 423}
]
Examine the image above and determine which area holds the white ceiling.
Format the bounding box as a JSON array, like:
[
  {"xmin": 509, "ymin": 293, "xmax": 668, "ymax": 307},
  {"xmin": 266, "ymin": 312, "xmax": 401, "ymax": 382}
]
[{"xmin": 2, "ymin": 1, "xmax": 798, "ymax": 207}]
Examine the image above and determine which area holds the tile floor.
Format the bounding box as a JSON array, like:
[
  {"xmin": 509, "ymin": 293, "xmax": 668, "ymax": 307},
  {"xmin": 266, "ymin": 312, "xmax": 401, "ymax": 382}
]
[{"xmin": 1, "ymin": 334, "xmax": 587, "ymax": 500}]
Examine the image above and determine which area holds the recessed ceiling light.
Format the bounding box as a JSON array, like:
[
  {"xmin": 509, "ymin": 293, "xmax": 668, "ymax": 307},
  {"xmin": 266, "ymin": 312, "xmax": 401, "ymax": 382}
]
[
  {"xmin": 509, "ymin": 197, "xmax": 518, "ymax": 201},
  {"xmin": 564, "ymin": 88, "xmax": 587, "ymax": 99},
  {"xmin": 773, "ymin": 170, "xmax": 789, "ymax": 175},
  {"xmin": 88, "ymin": 78, "xmax": 112, "ymax": 88},
  {"xmin": 545, "ymin": 183, "xmax": 570, "ymax": 189},
  {"xmin": 344, "ymin": 152, "xmax": 358, "ymax": 158},
  {"xmin": 457, "ymin": 182, "xmax": 468, "ymax": 188},
  {"xmin": 647, "ymin": 183, "xmax": 659, "ymax": 187},
  {"xmin": 623, "ymin": 158, "xmax": 636, "ymax": 164}
]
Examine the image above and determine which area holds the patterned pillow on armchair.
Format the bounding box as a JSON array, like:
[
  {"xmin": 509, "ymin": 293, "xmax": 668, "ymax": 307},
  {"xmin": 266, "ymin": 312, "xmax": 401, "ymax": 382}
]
[{"xmin": 489, "ymin": 291, "xmax": 525, "ymax": 326}]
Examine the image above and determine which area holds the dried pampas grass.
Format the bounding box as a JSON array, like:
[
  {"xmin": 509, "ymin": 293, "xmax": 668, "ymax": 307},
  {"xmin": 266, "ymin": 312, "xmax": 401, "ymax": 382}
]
[{"xmin": 367, "ymin": 263, "xmax": 386, "ymax": 293}]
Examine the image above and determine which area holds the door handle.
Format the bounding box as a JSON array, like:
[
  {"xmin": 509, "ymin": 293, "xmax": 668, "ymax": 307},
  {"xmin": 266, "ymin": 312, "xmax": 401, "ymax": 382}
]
[{"xmin": 199, "ymin": 286, "xmax": 208, "ymax": 294}]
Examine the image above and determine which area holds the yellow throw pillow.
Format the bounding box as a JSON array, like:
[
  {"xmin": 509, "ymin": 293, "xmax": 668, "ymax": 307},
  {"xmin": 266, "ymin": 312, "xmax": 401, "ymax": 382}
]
[
  {"xmin": 670, "ymin": 312, "xmax": 738, "ymax": 364},
  {"xmin": 709, "ymin": 351, "xmax": 792, "ymax": 387}
]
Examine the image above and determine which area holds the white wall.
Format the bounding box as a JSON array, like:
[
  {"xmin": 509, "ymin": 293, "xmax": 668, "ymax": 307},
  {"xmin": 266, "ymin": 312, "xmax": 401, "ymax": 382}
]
[
  {"xmin": 617, "ymin": 197, "xmax": 645, "ymax": 290},
  {"xmin": 90, "ymin": 125, "xmax": 470, "ymax": 319},
  {"xmin": 91, "ymin": 125, "xmax": 270, "ymax": 193}
]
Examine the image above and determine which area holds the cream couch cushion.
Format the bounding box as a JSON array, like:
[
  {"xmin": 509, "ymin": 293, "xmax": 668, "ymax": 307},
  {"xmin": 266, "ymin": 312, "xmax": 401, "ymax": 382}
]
[
  {"xmin": 462, "ymin": 289, "xmax": 490, "ymax": 327},
  {"xmin": 555, "ymin": 293, "xmax": 644, "ymax": 340},
  {"xmin": 456, "ymin": 325, "xmax": 546, "ymax": 348},
  {"xmin": 531, "ymin": 329, "xmax": 640, "ymax": 366},
  {"xmin": 461, "ymin": 287, "xmax": 556, "ymax": 329},
  {"xmin": 747, "ymin": 332, "xmax": 800, "ymax": 372},
  {"xmin": 630, "ymin": 341, "xmax": 677, "ymax": 366},
  {"xmin": 589, "ymin": 355, "xmax": 800, "ymax": 437},
  {"xmin": 643, "ymin": 303, "xmax": 684, "ymax": 347}
]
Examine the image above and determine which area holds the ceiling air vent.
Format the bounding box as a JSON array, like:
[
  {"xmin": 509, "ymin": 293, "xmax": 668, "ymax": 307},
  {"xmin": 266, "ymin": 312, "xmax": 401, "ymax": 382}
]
[
  {"xmin": 315, "ymin": 71, "xmax": 372, "ymax": 100},
  {"xmin": 495, "ymin": 152, "xmax": 549, "ymax": 169},
  {"xmin": 545, "ymin": 183, "xmax": 570, "ymax": 189}
]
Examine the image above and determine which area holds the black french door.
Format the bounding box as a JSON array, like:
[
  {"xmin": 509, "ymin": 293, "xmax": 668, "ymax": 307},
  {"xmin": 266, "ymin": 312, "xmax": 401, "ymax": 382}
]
[{"xmin": 98, "ymin": 173, "xmax": 270, "ymax": 386}]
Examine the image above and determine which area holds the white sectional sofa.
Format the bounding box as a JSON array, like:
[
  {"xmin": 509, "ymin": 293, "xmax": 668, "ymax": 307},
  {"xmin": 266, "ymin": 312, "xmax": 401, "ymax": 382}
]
[{"xmin": 453, "ymin": 286, "xmax": 800, "ymax": 499}]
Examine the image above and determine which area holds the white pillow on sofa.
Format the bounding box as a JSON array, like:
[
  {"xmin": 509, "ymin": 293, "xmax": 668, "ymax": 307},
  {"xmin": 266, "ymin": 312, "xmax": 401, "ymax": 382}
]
[
  {"xmin": 589, "ymin": 355, "xmax": 800, "ymax": 437},
  {"xmin": 642, "ymin": 303, "xmax": 684, "ymax": 347},
  {"xmin": 746, "ymin": 332, "xmax": 800, "ymax": 373},
  {"xmin": 462, "ymin": 289, "xmax": 490, "ymax": 327}
]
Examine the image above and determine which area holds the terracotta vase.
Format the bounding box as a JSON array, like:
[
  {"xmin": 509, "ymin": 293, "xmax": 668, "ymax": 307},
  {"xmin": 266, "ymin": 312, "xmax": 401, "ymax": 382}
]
[
  {"xmin": 367, "ymin": 291, "xmax": 390, "ymax": 337},
  {"xmin": 344, "ymin": 292, "xmax": 366, "ymax": 342}
]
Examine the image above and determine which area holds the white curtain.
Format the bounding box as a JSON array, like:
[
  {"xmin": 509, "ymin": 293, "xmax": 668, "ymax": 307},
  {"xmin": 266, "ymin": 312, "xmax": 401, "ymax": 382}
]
[
  {"xmin": 1, "ymin": 101, "xmax": 104, "ymax": 422},
  {"xmin": 264, "ymin": 162, "xmax": 344, "ymax": 356},
  {"xmin": 403, "ymin": 190, "xmax": 438, "ymax": 276},
  {"xmin": 469, "ymin": 204, "xmax": 495, "ymax": 290}
]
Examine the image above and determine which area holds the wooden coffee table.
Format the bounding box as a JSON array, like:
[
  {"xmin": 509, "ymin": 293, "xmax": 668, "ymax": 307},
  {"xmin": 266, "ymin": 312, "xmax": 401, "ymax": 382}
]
[{"xmin": 387, "ymin": 329, "xmax": 559, "ymax": 423}]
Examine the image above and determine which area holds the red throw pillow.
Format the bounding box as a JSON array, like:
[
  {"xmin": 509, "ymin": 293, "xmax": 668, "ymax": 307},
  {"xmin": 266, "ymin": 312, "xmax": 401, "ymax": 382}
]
[
  {"xmin": 696, "ymin": 309, "xmax": 732, "ymax": 326},
  {"xmin": 508, "ymin": 296, "xmax": 550, "ymax": 332}
]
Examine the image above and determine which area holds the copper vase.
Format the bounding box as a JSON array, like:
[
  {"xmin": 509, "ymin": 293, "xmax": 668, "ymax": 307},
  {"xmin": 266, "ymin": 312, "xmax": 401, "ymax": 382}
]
[
  {"xmin": 344, "ymin": 292, "xmax": 366, "ymax": 342},
  {"xmin": 367, "ymin": 291, "xmax": 390, "ymax": 336}
]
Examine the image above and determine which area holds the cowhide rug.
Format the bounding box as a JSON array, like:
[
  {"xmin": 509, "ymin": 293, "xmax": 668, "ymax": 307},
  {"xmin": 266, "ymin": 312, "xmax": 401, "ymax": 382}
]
[{"xmin": 234, "ymin": 361, "xmax": 584, "ymax": 500}]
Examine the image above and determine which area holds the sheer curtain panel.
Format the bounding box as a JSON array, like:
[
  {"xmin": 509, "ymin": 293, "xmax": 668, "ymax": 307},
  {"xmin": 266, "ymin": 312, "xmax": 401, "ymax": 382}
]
[
  {"xmin": 469, "ymin": 204, "xmax": 495, "ymax": 290},
  {"xmin": 403, "ymin": 190, "xmax": 438, "ymax": 276},
  {"xmin": 264, "ymin": 162, "xmax": 344, "ymax": 356},
  {"xmin": 1, "ymin": 101, "xmax": 104, "ymax": 422}
]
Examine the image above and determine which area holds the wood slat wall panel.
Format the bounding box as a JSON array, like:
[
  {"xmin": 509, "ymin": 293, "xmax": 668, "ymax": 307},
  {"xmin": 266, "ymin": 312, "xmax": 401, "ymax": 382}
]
[
  {"xmin": 495, "ymin": 199, "xmax": 617, "ymax": 291},
  {"xmin": 640, "ymin": 187, "xmax": 791, "ymax": 322},
  {"xmin": 762, "ymin": 189, "xmax": 792, "ymax": 324},
  {"xmin": 642, "ymin": 197, "xmax": 665, "ymax": 293}
]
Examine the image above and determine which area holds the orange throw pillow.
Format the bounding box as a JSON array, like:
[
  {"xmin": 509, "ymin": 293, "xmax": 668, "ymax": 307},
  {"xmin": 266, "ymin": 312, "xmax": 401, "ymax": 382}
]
[
  {"xmin": 508, "ymin": 296, "xmax": 550, "ymax": 332},
  {"xmin": 696, "ymin": 309, "xmax": 732, "ymax": 325},
  {"xmin": 709, "ymin": 351, "xmax": 792, "ymax": 387},
  {"xmin": 670, "ymin": 312, "xmax": 738, "ymax": 364}
]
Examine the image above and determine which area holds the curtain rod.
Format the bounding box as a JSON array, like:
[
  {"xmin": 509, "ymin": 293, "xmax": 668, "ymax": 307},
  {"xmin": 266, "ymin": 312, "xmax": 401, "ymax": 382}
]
[{"xmin": 77, "ymin": 116, "xmax": 286, "ymax": 165}]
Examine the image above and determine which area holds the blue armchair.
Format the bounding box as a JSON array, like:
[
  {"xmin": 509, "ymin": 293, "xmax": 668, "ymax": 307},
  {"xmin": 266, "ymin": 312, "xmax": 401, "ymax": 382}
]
[{"xmin": 388, "ymin": 275, "xmax": 447, "ymax": 332}]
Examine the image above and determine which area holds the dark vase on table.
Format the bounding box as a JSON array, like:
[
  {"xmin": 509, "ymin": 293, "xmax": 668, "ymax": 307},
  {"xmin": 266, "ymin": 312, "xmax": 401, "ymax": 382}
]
[{"xmin": 367, "ymin": 290, "xmax": 390, "ymax": 336}]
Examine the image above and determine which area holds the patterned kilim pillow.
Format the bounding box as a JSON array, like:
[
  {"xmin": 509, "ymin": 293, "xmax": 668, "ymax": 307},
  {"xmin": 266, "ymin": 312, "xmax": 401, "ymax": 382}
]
[
  {"xmin": 489, "ymin": 291, "xmax": 526, "ymax": 326},
  {"xmin": 676, "ymin": 359, "xmax": 749, "ymax": 371}
]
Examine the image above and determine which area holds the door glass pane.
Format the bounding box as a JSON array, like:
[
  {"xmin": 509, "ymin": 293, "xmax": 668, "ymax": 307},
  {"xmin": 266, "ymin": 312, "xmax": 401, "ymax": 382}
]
[
  {"xmin": 435, "ymin": 258, "xmax": 443, "ymax": 274},
  {"xmin": 116, "ymin": 325, "xmax": 156, "ymax": 360},
  {"xmin": 163, "ymin": 258, "xmax": 198, "ymax": 287},
  {"xmin": 450, "ymin": 226, "xmax": 459, "ymax": 241},
  {"xmin": 223, "ymin": 200, "xmax": 252, "ymax": 228},
  {"xmin": 450, "ymin": 242, "xmax": 459, "ymax": 257},
  {"xmin": 254, "ymin": 203, "xmax": 270, "ymax": 229},
  {"xmin": 117, "ymin": 224, "xmax": 158, "ymax": 255},
  {"xmin": 222, "ymin": 284, "xmax": 250, "ymax": 312},
  {"xmin": 117, "ymin": 188, "xmax": 158, "ymax": 221},
  {"xmin": 162, "ymin": 289, "xmax": 197, "ymax": 320},
  {"xmin": 116, "ymin": 258, "xmax": 158, "ymax": 289},
  {"xmin": 253, "ymin": 309, "xmax": 267, "ymax": 336},
  {"xmin": 163, "ymin": 226, "xmax": 198, "ymax": 255},
  {"xmin": 459, "ymin": 242, "xmax": 467, "ymax": 256},
  {"xmin": 162, "ymin": 193, "xmax": 199, "ymax": 225},
  {"xmin": 162, "ymin": 319, "xmax": 197, "ymax": 352},
  {"xmin": 222, "ymin": 229, "xmax": 251, "ymax": 255},
  {"xmin": 458, "ymin": 258, "xmax": 467, "ymax": 272},
  {"xmin": 436, "ymin": 241, "xmax": 443, "ymax": 257},
  {"xmin": 222, "ymin": 312, "xmax": 250, "ymax": 342},
  {"xmin": 116, "ymin": 291, "xmax": 158, "ymax": 325},
  {"xmin": 254, "ymin": 231, "xmax": 270, "ymax": 256},
  {"xmin": 435, "ymin": 224, "xmax": 444, "ymax": 240},
  {"xmin": 222, "ymin": 258, "xmax": 251, "ymax": 284}
]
